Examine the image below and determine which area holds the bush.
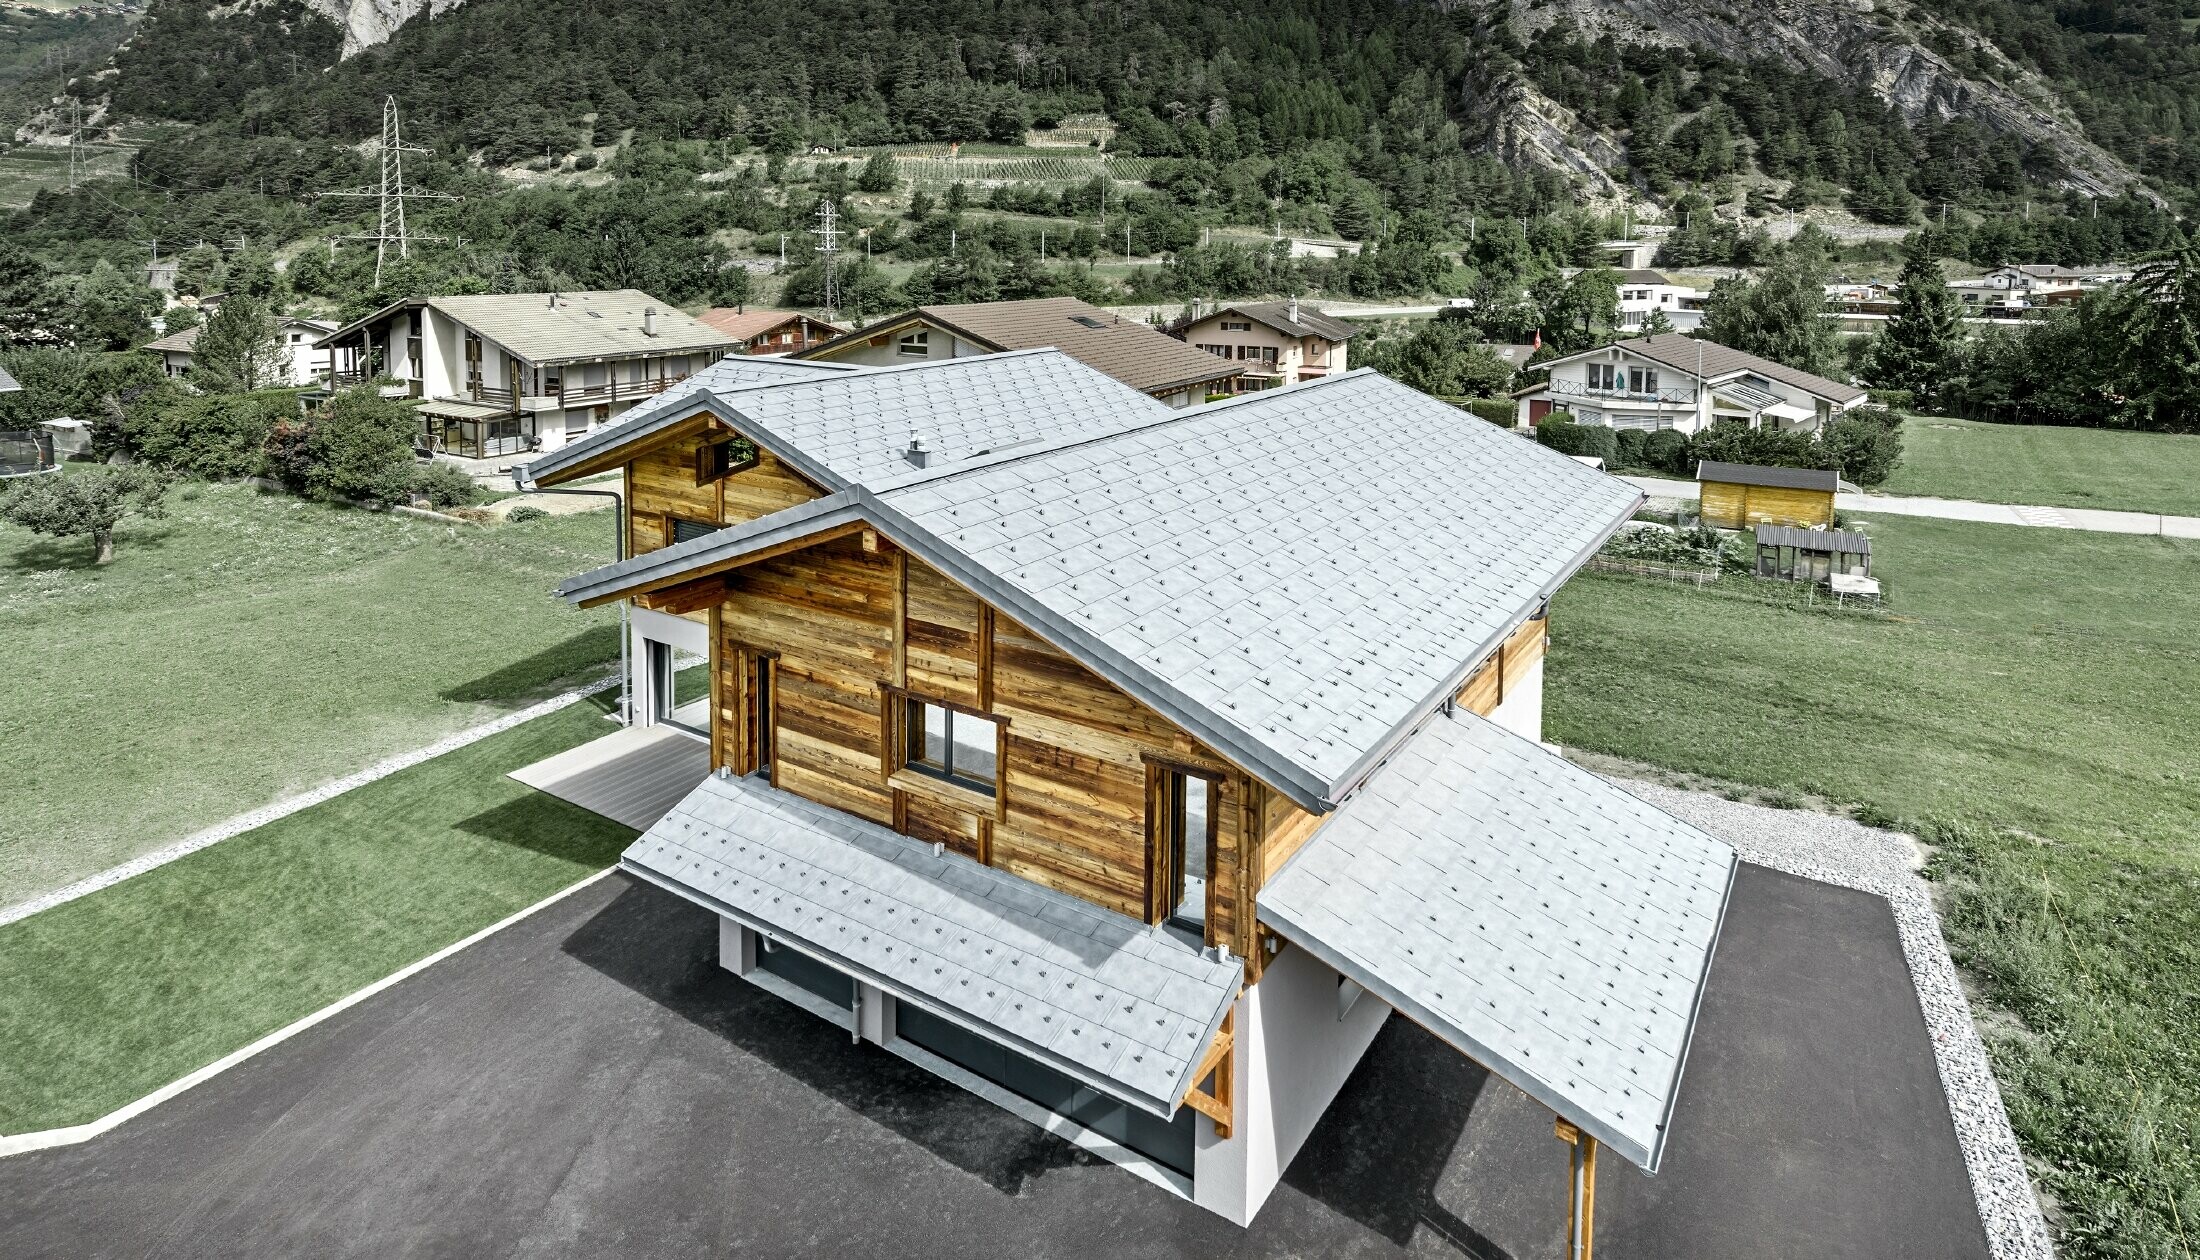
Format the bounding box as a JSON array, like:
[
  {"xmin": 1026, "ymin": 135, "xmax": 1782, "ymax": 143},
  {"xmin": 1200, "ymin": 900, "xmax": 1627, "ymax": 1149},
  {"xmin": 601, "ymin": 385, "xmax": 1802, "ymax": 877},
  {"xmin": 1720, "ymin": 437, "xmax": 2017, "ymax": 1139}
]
[
  {"xmin": 132, "ymin": 390, "xmax": 295, "ymax": 480},
  {"xmin": 1865, "ymin": 388, "xmax": 1914, "ymax": 411},
  {"xmin": 1642, "ymin": 428, "xmax": 1692, "ymax": 475},
  {"xmin": 573, "ymin": 152, "xmax": 599, "ymax": 172},
  {"xmin": 1687, "ymin": 419, "xmax": 1825, "ymax": 471},
  {"xmin": 411, "ymin": 461, "xmax": 480, "ymax": 508},
  {"xmin": 1535, "ymin": 416, "xmax": 1617, "ymax": 463},
  {"xmin": 1459, "ymin": 398, "xmax": 1515, "ymax": 427},
  {"xmin": 1613, "ymin": 428, "xmax": 1648, "ymax": 467},
  {"xmin": 506, "ymin": 504, "xmax": 548, "ymax": 523},
  {"xmin": 265, "ymin": 387, "xmax": 418, "ymax": 505},
  {"xmin": 1821, "ymin": 405, "xmax": 1906, "ymax": 488}
]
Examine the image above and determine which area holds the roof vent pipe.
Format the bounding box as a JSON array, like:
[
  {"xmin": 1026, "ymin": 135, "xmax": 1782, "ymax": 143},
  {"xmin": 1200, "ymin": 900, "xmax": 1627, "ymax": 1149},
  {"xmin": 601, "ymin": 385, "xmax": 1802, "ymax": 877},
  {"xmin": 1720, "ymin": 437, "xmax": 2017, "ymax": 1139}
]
[
  {"xmin": 643, "ymin": 306, "xmax": 658, "ymax": 337},
  {"xmin": 905, "ymin": 432, "xmax": 929, "ymax": 468},
  {"xmin": 548, "ymin": 291, "xmax": 559, "ymax": 309}
]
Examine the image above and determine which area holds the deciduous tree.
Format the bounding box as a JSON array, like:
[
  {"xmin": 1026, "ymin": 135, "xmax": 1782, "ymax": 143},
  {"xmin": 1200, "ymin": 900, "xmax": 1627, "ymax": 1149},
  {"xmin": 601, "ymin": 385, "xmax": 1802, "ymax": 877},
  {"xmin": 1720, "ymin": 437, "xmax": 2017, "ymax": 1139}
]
[{"xmin": 0, "ymin": 466, "xmax": 171, "ymax": 565}]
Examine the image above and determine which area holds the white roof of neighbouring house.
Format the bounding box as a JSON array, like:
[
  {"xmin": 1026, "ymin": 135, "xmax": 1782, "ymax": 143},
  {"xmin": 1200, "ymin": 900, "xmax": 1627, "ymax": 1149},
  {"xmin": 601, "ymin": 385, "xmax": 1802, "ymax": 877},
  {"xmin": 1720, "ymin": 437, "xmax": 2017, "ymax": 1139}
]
[
  {"xmin": 1533, "ymin": 334, "xmax": 1866, "ymax": 405},
  {"xmin": 520, "ymin": 349, "xmax": 1167, "ymax": 489},
  {"xmin": 1258, "ymin": 707, "xmax": 1735, "ymax": 1171},
  {"xmin": 561, "ymin": 368, "xmax": 1643, "ymax": 811},
  {"xmin": 623, "ymin": 771, "xmax": 1242, "ymax": 1119},
  {"xmin": 0, "ymin": 365, "xmax": 18, "ymax": 393},
  {"xmin": 319, "ymin": 290, "xmax": 734, "ymax": 366}
]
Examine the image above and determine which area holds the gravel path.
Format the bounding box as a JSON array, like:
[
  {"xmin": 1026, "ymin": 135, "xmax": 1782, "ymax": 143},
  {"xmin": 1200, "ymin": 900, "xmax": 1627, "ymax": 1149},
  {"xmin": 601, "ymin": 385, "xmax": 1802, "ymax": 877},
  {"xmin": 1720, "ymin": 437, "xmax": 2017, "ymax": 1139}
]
[{"xmin": 1614, "ymin": 779, "xmax": 2055, "ymax": 1260}]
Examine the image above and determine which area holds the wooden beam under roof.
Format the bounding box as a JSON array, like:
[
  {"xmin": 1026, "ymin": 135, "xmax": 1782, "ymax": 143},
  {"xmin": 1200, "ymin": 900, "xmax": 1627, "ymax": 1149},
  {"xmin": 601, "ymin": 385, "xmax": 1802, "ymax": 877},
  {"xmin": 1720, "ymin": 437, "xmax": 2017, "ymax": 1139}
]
[
  {"xmin": 574, "ymin": 521, "xmax": 869, "ymax": 609},
  {"xmin": 531, "ymin": 411, "xmax": 723, "ymax": 487}
]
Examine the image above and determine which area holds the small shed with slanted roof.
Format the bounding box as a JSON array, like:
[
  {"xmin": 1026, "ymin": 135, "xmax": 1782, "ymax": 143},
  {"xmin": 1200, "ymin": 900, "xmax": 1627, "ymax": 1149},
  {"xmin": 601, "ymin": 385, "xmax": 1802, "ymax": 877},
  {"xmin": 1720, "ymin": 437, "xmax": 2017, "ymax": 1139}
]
[
  {"xmin": 1755, "ymin": 523, "xmax": 1871, "ymax": 584},
  {"xmin": 1697, "ymin": 460, "xmax": 1838, "ymax": 529}
]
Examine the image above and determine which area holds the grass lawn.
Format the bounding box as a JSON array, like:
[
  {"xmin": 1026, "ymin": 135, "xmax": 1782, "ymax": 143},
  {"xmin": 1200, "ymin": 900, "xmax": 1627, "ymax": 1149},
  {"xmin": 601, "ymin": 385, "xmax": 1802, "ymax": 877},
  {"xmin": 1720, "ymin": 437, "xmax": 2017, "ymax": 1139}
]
[
  {"xmin": 0, "ymin": 693, "xmax": 634, "ymax": 1133},
  {"xmin": 1549, "ymin": 514, "xmax": 2199, "ymax": 1258},
  {"xmin": 0, "ymin": 479, "xmax": 619, "ymax": 906},
  {"xmin": 1879, "ymin": 415, "xmax": 2200, "ymax": 517}
]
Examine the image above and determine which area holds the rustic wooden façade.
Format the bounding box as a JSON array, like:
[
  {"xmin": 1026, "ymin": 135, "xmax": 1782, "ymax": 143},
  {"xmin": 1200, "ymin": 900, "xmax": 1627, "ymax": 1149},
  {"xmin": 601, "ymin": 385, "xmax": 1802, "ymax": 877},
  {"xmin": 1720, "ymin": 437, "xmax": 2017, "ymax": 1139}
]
[{"xmin": 606, "ymin": 412, "xmax": 1549, "ymax": 986}]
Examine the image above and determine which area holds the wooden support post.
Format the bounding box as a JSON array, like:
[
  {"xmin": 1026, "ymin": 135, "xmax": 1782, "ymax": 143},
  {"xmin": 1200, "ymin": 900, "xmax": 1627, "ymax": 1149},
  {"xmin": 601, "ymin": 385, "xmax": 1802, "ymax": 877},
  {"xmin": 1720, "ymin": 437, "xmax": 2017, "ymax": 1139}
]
[
  {"xmin": 1181, "ymin": 1009, "xmax": 1235, "ymax": 1139},
  {"xmin": 1556, "ymin": 1118, "xmax": 1599, "ymax": 1260}
]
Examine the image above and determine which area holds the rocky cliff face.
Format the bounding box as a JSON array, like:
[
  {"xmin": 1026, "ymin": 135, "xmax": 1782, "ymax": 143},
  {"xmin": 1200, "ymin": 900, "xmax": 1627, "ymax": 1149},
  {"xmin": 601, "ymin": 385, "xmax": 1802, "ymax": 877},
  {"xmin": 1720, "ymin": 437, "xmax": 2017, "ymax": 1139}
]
[
  {"xmin": 301, "ymin": 0, "xmax": 468, "ymax": 59},
  {"xmin": 1501, "ymin": 0, "xmax": 2149, "ymax": 201}
]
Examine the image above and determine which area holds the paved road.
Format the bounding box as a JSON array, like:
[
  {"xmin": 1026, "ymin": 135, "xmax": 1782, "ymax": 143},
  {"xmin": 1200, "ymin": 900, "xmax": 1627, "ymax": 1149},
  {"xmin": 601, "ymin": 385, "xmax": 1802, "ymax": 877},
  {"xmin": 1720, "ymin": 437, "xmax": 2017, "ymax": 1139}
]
[
  {"xmin": 1, "ymin": 866, "xmax": 1988, "ymax": 1260},
  {"xmin": 1626, "ymin": 475, "xmax": 2200, "ymax": 538}
]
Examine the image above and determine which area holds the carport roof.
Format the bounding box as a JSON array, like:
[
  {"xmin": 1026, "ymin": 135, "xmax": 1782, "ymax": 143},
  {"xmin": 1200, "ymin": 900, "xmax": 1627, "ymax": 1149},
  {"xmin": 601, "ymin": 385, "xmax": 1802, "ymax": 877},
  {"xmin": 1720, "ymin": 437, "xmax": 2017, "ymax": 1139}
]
[
  {"xmin": 623, "ymin": 772, "xmax": 1243, "ymax": 1119},
  {"xmin": 1257, "ymin": 709, "xmax": 1736, "ymax": 1172}
]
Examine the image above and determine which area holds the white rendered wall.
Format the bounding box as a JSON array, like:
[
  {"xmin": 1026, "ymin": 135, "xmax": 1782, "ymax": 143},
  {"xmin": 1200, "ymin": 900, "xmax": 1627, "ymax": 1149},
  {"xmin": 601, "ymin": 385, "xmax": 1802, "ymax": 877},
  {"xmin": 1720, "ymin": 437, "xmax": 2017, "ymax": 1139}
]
[
  {"xmin": 1488, "ymin": 656, "xmax": 1545, "ymax": 744},
  {"xmin": 630, "ymin": 606, "xmax": 710, "ymax": 728},
  {"xmin": 1192, "ymin": 942, "xmax": 1391, "ymax": 1225}
]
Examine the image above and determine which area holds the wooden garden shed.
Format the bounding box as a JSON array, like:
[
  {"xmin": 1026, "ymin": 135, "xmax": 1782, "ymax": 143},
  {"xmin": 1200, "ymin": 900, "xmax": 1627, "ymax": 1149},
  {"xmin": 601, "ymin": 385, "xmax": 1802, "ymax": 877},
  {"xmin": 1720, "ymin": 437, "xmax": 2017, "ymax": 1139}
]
[{"xmin": 1696, "ymin": 461, "xmax": 1838, "ymax": 529}]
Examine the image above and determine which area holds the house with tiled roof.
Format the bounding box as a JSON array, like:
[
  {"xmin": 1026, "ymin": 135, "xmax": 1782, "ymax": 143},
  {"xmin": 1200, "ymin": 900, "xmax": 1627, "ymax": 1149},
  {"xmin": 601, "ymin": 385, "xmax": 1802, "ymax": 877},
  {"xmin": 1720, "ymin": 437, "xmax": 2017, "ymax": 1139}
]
[
  {"xmin": 145, "ymin": 315, "xmax": 337, "ymax": 388},
  {"xmin": 1514, "ymin": 333, "xmax": 1865, "ymax": 434},
  {"xmin": 316, "ymin": 290, "xmax": 737, "ymax": 459},
  {"xmin": 696, "ymin": 307, "xmax": 845, "ymax": 356},
  {"xmin": 515, "ymin": 359, "xmax": 1735, "ymax": 1246},
  {"xmin": 796, "ymin": 297, "xmax": 1242, "ymax": 406},
  {"xmin": 1166, "ymin": 299, "xmax": 1358, "ymax": 393}
]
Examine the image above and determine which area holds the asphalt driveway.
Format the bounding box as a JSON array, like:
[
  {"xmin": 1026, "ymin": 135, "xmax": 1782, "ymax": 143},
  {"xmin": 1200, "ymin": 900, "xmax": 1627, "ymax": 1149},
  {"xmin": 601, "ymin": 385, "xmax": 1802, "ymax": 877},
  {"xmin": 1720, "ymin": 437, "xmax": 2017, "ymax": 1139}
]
[{"xmin": 1, "ymin": 864, "xmax": 1990, "ymax": 1260}]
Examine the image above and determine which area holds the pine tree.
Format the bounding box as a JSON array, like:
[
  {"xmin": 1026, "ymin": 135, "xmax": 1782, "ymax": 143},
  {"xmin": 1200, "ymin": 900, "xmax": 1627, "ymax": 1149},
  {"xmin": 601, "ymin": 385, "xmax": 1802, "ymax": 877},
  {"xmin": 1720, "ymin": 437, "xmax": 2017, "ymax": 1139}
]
[
  {"xmin": 189, "ymin": 296, "xmax": 288, "ymax": 393},
  {"xmin": 71, "ymin": 261, "xmax": 161, "ymax": 351},
  {"xmin": 855, "ymin": 152, "xmax": 899, "ymax": 193},
  {"xmin": 0, "ymin": 242, "xmax": 68, "ymax": 349},
  {"xmin": 1869, "ymin": 235, "xmax": 1963, "ymax": 407},
  {"xmin": 174, "ymin": 243, "xmax": 225, "ymax": 298}
]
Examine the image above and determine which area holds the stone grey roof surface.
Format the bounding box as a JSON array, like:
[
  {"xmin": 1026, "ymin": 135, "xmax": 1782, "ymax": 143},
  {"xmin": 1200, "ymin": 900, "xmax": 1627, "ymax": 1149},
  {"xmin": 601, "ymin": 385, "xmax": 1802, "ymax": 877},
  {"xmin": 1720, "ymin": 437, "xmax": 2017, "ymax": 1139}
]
[
  {"xmin": 1257, "ymin": 709, "xmax": 1736, "ymax": 1172},
  {"xmin": 0, "ymin": 364, "xmax": 18, "ymax": 393},
  {"xmin": 624, "ymin": 771, "xmax": 1241, "ymax": 1117},
  {"xmin": 518, "ymin": 352, "xmax": 854, "ymax": 484},
  {"xmin": 523, "ymin": 349, "xmax": 1165, "ymax": 490},
  {"xmin": 874, "ymin": 371, "xmax": 1643, "ymax": 797},
  {"xmin": 1696, "ymin": 460, "xmax": 1839, "ymax": 492}
]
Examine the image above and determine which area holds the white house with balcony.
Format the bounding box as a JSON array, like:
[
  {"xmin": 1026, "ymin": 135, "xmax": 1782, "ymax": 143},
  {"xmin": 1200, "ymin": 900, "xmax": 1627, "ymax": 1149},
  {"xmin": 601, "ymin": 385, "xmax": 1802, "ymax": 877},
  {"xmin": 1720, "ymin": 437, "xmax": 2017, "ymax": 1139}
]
[
  {"xmin": 1513, "ymin": 333, "xmax": 1865, "ymax": 434},
  {"xmin": 315, "ymin": 290, "xmax": 736, "ymax": 460},
  {"xmin": 1613, "ymin": 270, "xmax": 1708, "ymax": 333},
  {"xmin": 145, "ymin": 315, "xmax": 337, "ymax": 387}
]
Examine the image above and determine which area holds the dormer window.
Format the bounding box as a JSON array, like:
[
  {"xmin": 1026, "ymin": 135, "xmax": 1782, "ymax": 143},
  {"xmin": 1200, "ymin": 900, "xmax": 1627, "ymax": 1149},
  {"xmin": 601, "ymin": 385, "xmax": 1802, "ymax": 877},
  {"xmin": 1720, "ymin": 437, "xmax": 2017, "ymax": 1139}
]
[{"xmin": 897, "ymin": 331, "xmax": 930, "ymax": 357}]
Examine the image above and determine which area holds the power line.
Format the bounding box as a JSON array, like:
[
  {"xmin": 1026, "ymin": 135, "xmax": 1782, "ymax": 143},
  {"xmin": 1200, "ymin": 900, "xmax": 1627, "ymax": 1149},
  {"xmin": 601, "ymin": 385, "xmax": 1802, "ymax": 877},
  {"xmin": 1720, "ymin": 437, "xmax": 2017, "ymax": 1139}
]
[{"xmin": 315, "ymin": 96, "xmax": 455, "ymax": 287}]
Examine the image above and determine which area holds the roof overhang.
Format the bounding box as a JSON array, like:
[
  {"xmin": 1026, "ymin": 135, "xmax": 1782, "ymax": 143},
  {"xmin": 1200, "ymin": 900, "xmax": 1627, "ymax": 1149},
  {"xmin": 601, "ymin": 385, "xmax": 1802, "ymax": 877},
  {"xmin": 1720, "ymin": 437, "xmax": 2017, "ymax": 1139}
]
[
  {"xmin": 1258, "ymin": 709, "xmax": 1737, "ymax": 1172},
  {"xmin": 625, "ymin": 772, "xmax": 1242, "ymax": 1118}
]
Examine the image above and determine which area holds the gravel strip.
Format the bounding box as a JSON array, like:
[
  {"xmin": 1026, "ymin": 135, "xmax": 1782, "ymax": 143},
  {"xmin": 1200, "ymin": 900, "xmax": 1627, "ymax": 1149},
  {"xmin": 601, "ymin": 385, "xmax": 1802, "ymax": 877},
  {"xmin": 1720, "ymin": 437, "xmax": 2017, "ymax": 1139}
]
[
  {"xmin": 0, "ymin": 674, "xmax": 621, "ymax": 929},
  {"xmin": 1617, "ymin": 780, "xmax": 2056, "ymax": 1260}
]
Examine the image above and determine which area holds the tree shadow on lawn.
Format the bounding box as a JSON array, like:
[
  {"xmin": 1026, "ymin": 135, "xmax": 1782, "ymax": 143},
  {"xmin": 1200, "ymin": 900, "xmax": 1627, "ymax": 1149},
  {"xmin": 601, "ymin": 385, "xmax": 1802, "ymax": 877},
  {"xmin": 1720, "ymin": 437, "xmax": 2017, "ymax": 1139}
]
[
  {"xmin": 438, "ymin": 624, "xmax": 622, "ymax": 705},
  {"xmin": 2, "ymin": 521, "xmax": 183, "ymax": 573},
  {"xmin": 557, "ymin": 880, "xmax": 1111, "ymax": 1203}
]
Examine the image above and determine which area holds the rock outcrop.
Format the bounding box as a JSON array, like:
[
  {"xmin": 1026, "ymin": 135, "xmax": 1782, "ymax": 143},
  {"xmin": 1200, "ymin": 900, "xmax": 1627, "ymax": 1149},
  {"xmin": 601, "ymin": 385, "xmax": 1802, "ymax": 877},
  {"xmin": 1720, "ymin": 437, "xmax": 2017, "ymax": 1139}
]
[
  {"xmin": 1503, "ymin": 0, "xmax": 2151, "ymax": 201},
  {"xmin": 301, "ymin": 0, "xmax": 469, "ymax": 59}
]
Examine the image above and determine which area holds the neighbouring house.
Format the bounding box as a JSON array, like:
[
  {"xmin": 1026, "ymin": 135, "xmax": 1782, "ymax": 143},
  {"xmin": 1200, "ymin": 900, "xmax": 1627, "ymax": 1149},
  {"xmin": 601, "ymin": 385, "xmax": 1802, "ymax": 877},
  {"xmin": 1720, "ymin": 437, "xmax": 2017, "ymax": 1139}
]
[
  {"xmin": 797, "ymin": 297, "xmax": 1242, "ymax": 407},
  {"xmin": 1613, "ymin": 270, "xmax": 1709, "ymax": 332},
  {"xmin": 1754, "ymin": 523, "xmax": 1871, "ymax": 584},
  {"xmin": 316, "ymin": 290, "xmax": 737, "ymax": 460},
  {"xmin": 1514, "ymin": 333, "xmax": 1866, "ymax": 434},
  {"xmin": 1599, "ymin": 239, "xmax": 1658, "ymax": 270},
  {"xmin": 1167, "ymin": 299, "xmax": 1358, "ymax": 393},
  {"xmin": 1698, "ymin": 460, "xmax": 1839, "ymax": 529},
  {"xmin": 697, "ymin": 308, "xmax": 845, "ymax": 356},
  {"xmin": 1983, "ymin": 263, "xmax": 2087, "ymax": 293},
  {"xmin": 1944, "ymin": 279, "xmax": 2036, "ymax": 315},
  {"xmin": 515, "ymin": 353, "xmax": 1737, "ymax": 1240},
  {"xmin": 144, "ymin": 316, "xmax": 337, "ymax": 387}
]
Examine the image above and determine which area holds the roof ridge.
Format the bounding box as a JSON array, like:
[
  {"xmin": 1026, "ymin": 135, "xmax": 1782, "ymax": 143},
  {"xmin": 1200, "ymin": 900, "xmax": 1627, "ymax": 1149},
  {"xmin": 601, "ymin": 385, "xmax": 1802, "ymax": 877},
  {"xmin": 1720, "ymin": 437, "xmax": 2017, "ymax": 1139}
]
[{"xmin": 870, "ymin": 367, "xmax": 1378, "ymax": 493}]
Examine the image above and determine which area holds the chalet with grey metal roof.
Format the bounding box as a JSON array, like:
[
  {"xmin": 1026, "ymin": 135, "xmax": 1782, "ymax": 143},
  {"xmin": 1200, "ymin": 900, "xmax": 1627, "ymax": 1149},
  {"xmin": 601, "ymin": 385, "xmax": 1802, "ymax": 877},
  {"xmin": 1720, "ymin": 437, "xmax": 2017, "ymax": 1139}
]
[{"xmin": 523, "ymin": 362, "xmax": 1734, "ymax": 1248}]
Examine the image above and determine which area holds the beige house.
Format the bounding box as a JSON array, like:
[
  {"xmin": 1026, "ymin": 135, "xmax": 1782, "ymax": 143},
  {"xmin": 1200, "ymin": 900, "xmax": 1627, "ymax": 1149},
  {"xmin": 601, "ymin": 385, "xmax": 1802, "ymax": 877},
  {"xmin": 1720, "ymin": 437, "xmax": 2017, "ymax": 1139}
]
[
  {"xmin": 316, "ymin": 290, "xmax": 736, "ymax": 459},
  {"xmin": 1170, "ymin": 300, "xmax": 1357, "ymax": 393},
  {"xmin": 145, "ymin": 316, "xmax": 337, "ymax": 387},
  {"xmin": 1514, "ymin": 333, "xmax": 1864, "ymax": 434}
]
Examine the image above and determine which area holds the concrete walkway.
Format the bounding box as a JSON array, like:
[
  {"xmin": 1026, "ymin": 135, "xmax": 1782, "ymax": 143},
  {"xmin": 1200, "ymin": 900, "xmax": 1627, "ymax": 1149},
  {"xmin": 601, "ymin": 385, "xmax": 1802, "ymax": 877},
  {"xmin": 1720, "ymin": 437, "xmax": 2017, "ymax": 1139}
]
[{"xmin": 1624, "ymin": 475, "xmax": 2200, "ymax": 538}]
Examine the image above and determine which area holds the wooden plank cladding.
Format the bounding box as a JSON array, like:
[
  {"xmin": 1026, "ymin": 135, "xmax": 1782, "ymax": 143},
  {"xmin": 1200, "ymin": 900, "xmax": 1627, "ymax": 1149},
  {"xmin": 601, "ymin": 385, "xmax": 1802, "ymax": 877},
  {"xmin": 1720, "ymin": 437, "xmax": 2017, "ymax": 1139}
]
[
  {"xmin": 903, "ymin": 561, "xmax": 984, "ymax": 708},
  {"xmin": 1452, "ymin": 611, "xmax": 1549, "ymax": 717},
  {"xmin": 625, "ymin": 419, "xmax": 825, "ymax": 557}
]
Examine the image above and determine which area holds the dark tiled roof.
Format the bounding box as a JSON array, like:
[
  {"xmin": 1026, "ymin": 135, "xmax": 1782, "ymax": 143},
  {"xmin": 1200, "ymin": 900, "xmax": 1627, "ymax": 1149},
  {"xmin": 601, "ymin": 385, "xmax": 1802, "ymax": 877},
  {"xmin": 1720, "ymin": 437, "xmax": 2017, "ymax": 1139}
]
[
  {"xmin": 1608, "ymin": 334, "xmax": 1866, "ymax": 404},
  {"xmin": 810, "ymin": 298, "xmax": 1243, "ymax": 396},
  {"xmin": 1190, "ymin": 301, "xmax": 1360, "ymax": 342},
  {"xmin": 1696, "ymin": 460, "xmax": 1839, "ymax": 492}
]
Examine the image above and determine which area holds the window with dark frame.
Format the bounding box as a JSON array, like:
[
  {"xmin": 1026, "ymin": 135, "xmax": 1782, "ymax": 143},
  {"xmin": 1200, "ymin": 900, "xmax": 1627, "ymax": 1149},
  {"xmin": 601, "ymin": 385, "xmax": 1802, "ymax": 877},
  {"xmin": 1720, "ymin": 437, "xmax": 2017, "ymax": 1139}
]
[
  {"xmin": 752, "ymin": 655, "xmax": 775, "ymax": 776},
  {"xmin": 696, "ymin": 435, "xmax": 758, "ymax": 484},
  {"xmin": 1161, "ymin": 769, "xmax": 1213, "ymax": 931},
  {"xmin": 902, "ymin": 698, "xmax": 999, "ymax": 795},
  {"xmin": 670, "ymin": 517, "xmax": 720, "ymax": 545}
]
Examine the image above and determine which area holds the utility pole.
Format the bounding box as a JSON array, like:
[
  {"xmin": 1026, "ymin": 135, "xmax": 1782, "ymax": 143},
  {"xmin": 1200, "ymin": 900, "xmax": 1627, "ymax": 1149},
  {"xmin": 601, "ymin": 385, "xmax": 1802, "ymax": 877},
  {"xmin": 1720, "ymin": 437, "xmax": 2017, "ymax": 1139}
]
[
  {"xmin": 66, "ymin": 97, "xmax": 81, "ymax": 190},
  {"xmin": 814, "ymin": 198, "xmax": 840, "ymax": 323},
  {"xmin": 317, "ymin": 96, "xmax": 453, "ymax": 288},
  {"xmin": 1040, "ymin": 228, "xmax": 1047, "ymax": 261}
]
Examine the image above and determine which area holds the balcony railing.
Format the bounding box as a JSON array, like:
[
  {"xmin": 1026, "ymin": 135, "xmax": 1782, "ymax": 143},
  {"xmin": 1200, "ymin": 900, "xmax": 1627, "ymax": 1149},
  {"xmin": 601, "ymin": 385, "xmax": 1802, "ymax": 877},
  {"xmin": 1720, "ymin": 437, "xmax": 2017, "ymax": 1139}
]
[
  {"xmin": 1545, "ymin": 377, "xmax": 1698, "ymax": 405},
  {"xmin": 557, "ymin": 374, "xmax": 684, "ymax": 405}
]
